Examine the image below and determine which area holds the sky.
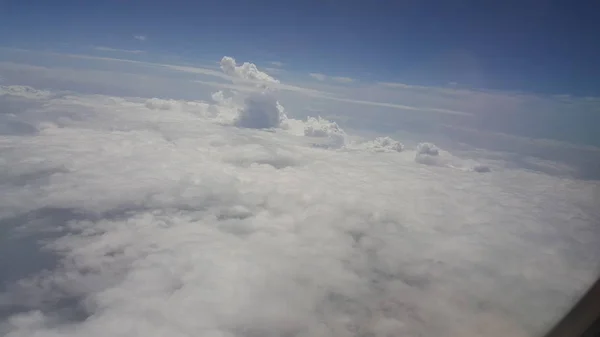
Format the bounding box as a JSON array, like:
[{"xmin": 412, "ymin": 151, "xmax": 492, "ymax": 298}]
[
  {"xmin": 0, "ymin": 2, "xmax": 600, "ymax": 337},
  {"xmin": 1, "ymin": 0, "xmax": 599, "ymax": 95}
]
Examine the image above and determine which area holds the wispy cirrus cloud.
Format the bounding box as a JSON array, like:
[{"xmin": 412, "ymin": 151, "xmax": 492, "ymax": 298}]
[
  {"xmin": 332, "ymin": 76, "xmax": 354, "ymax": 83},
  {"xmin": 309, "ymin": 72, "xmax": 327, "ymax": 81},
  {"xmin": 309, "ymin": 72, "xmax": 355, "ymax": 83},
  {"xmin": 92, "ymin": 46, "xmax": 145, "ymax": 54}
]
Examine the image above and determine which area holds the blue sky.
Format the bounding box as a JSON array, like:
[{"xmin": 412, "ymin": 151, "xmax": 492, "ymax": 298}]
[{"xmin": 1, "ymin": 0, "xmax": 599, "ymax": 96}]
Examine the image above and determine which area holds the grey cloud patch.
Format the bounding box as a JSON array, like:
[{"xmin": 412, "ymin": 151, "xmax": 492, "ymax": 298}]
[
  {"xmin": 235, "ymin": 92, "xmax": 285, "ymax": 129},
  {"xmin": 415, "ymin": 142, "xmax": 444, "ymax": 166}
]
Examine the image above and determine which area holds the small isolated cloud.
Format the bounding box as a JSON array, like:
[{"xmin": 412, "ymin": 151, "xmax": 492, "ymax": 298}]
[
  {"xmin": 133, "ymin": 35, "xmax": 147, "ymax": 41},
  {"xmin": 309, "ymin": 73, "xmax": 327, "ymax": 81},
  {"xmin": 220, "ymin": 56, "xmax": 280, "ymax": 84},
  {"xmin": 332, "ymin": 76, "xmax": 354, "ymax": 84},
  {"xmin": 270, "ymin": 61, "xmax": 284, "ymax": 67},
  {"xmin": 92, "ymin": 46, "xmax": 145, "ymax": 54}
]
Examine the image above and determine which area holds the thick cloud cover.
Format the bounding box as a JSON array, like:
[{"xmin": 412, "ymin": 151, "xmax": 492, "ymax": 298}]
[{"xmin": 0, "ymin": 56, "xmax": 599, "ymax": 337}]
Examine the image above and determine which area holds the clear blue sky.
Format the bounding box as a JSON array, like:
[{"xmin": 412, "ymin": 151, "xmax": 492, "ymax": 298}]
[{"xmin": 1, "ymin": 0, "xmax": 599, "ymax": 96}]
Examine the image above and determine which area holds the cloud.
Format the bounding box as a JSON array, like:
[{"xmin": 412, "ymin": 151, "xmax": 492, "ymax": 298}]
[
  {"xmin": 332, "ymin": 76, "xmax": 355, "ymax": 84},
  {"xmin": 472, "ymin": 164, "xmax": 492, "ymax": 173},
  {"xmin": 0, "ymin": 82, "xmax": 598, "ymax": 337},
  {"xmin": 303, "ymin": 116, "xmax": 347, "ymax": 148},
  {"xmin": 234, "ymin": 91, "xmax": 286, "ymax": 129},
  {"xmin": 270, "ymin": 61, "xmax": 284, "ymax": 67},
  {"xmin": 415, "ymin": 142, "xmax": 444, "ymax": 166},
  {"xmin": 416, "ymin": 142, "xmax": 440, "ymax": 156},
  {"xmin": 309, "ymin": 73, "xmax": 355, "ymax": 84},
  {"xmin": 353, "ymin": 136, "xmax": 404, "ymax": 153},
  {"xmin": 220, "ymin": 56, "xmax": 280, "ymax": 84},
  {"xmin": 133, "ymin": 35, "xmax": 147, "ymax": 41},
  {"xmin": 92, "ymin": 46, "xmax": 145, "ymax": 54},
  {"xmin": 309, "ymin": 73, "xmax": 327, "ymax": 81},
  {"xmin": 0, "ymin": 85, "xmax": 53, "ymax": 100}
]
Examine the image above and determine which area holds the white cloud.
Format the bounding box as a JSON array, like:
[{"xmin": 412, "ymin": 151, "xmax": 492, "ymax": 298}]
[
  {"xmin": 352, "ymin": 136, "xmax": 404, "ymax": 153},
  {"xmin": 303, "ymin": 116, "xmax": 347, "ymax": 148},
  {"xmin": 332, "ymin": 76, "xmax": 354, "ymax": 84},
  {"xmin": 309, "ymin": 73, "xmax": 354, "ymax": 84},
  {"xmin": 220, "ymin": 56, "xmax": 280, "ymax": 84},
  {"xmin": 309, "ymin": 73, "xmax": 327, "ymax": 81},
  {"xmin": 0, "ymin": 83, "xmax": 598, "ymax": 337},
  {"xmin": 416, "ymin": 142, "xmax": 440, "ymax": 156},
  {"xmin": 270, "ymin": 61, "xmax": 284, "ymax": 67},
  {"xmin": 92, "ymin": 46, "xmax": 145, "ymax": 54},
  {"xmin": 133, "ymin": 35, "xmax": 147, "ymax": 41}
]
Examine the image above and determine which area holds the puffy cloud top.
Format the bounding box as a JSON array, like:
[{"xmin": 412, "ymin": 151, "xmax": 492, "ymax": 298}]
[
  {"xmin": 303, "ymin": 116, "xmax": 346, "ymax": 148},
  {"xmin": 363, "ymin": 137, "xmax": 404, "ymax": 152},
  {"xmin": 220, "ymin": 56, "xmax": 280, "ymax": 84},
  {"xmin": 416, "ymin": 142, "xmax": 440, "ymax": 156}
]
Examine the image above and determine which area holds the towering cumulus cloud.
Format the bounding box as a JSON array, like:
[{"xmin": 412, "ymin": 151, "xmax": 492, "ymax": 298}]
[
  {"xmin": 219, "ymin": 56, "xmax": 286, "ymax": 128},
  {"xmin": 234, "ymin": 91, "xmax": 285, "ymax": 129}
]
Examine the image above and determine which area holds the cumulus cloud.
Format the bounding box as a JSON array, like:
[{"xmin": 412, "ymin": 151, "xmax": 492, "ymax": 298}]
[
  {"xmin": 0, "ymin": 68, "xmax": 599, "ymax": 337},
  {"xmin": 415, "ymin": 142, "xmax": 444, "ymax": 165},
  {"xmin": 355, "ymin": 136, "xmax": 404, "ymax": 153},
  {"xmin": 0, "ymin": 85, "xmax": 53, "ymax": 100},
  {"xmin": 234, "ymin": 91, "xmax": 286, "ymax": 129},
  {"xmin": 416, "ymin": 142, "xmax": 440, "ymax": 156},
  {"xmin": 133, "ymin": 35, "xmax": 147, "ymax": 41},
  {"xmin": 303, "ymin": 116, "xmax": 347, "ymax": 148},
  {"xmin": 220, "ymin": 56, "xmax": 280, "ymax": 84}
]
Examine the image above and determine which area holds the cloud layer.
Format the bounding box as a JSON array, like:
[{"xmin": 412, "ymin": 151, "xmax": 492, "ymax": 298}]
[{"xmin": 0, "ymin": 56, "xmax": 599, "ymax": 337}]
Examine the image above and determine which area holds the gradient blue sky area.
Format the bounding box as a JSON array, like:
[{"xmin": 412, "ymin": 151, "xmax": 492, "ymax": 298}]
[{"xmin": 1, "ymin": 0, "xmax": 599, "ymax": 96}]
